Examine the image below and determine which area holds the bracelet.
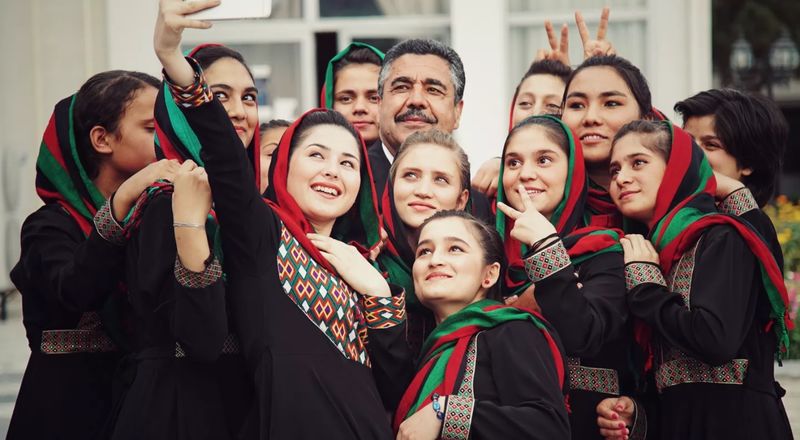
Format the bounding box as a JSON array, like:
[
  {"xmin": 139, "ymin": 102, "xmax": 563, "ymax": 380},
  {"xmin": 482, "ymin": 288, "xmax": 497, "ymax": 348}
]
[
  {"xmin": 432, "ymin": 393, "xmax": 445, "ymax": 420},
  {"xmin": 530, "ymin": 232, "xmax": 559, "ymax": 252},
  {"xmin": 173, "ymin": 222, "xmax": 205, "ymax": 229}
]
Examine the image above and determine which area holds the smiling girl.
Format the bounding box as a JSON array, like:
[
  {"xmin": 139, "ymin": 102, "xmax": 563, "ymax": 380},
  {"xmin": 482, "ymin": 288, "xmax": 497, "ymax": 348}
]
[
  {"xmin": 395, "ymin": 210, "xmax": 569, "ymax": 440},
  {"xmin": 496, "ymin": 115, "xmax": 631, "ymax": 440},
  {"xmin": 153, "ymin": 1, "xmax": 407, "ymax": 437},
  {"xmin": 605, "ymin": 120, "xmax": 792, "ymax": 440}
]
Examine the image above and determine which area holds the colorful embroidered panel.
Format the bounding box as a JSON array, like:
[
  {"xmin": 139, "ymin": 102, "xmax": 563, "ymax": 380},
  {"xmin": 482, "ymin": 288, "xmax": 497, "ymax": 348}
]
[
  {"xmin": 624, "ymin": 262, "xmax": 667, "ymax": 291},
  {"xmin": 656, "ymin": 357, "xmax": 749, "ymax": 391},
  {"xmin": 94, "ymin": 199, "xmax": 125, "ymax": 245},
  {"xmin": 361, "ymin": 295, "xmax": 406, "ymax": 329},
  {"xmin": 524, "ymin": 241, "xmax": 571, "ymax": 283},
  {"xmin": 277, "ymin": 224, "xmax": 370, "ymax": 366},
  {"xmin": 441, "ymin": 333, "xmax": 480, "ymax": 440},
  {"xmin": 718, "ymin": 188, "xmax": 758, "ymax": 217},
  {"xmin": 655, "ymin": 240, "xmax": 749, "ymax": 391},
  {"xmin": 40, "ymin": 312, "xmax": 116, "ymax": 354},
  {"xmin": 567, "ymin": 357, "xmax": 620, "ymax": 395},
  {"xmin": 174, "ymin": 256, "xmax": 223, "ymax": 289}
]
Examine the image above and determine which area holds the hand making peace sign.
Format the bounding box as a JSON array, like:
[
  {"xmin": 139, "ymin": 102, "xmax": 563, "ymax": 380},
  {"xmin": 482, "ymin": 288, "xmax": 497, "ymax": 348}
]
[
  {"xmin": 535, "ymin": 20, "xmax": 571, "ymax": 66},
  {"xmin": 496, "ymin": 184, "xmax": 559, "ymax": 248},
  {"xmin": 576, "ymin": 6, "xmax": 616, "ymax": 59}
]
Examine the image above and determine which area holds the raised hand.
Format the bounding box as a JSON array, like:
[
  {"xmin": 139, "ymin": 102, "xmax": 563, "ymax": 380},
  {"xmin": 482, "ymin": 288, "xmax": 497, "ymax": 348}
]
[
  {"xmin": 154, "ymin": 0, "xmax": 220, "ymax": 87},
  {"xmin": 113, "ymin": 159, "xmax": 181, "ymax": 220},
  {"xmin": 619, "ymin": 234, "xmax": 659, "ymax": 265},
  {"xmin": 172, "ymin": 160, "xmax": 212, "ymax": 225},
  {"xmin": 596, "ymin": 396, "xmax": 635, "ymax": 440},
  {"xmin": 307, "ymin": 233, "xmax": 391, "ymax": 297},
  {"xmin": 471, "ymin": 157, "xmax": 501, "ymax": 198},
  {"xmin": 535, "ymin": 20, "xmax": 570, "ymax": 67},
  {"xmin": 496, "ymin": 184, "xmax": 558, "ymax": 248},
  {"xmin": 576, "ymin": 7, "xmax": 616, "ymax": 60}
]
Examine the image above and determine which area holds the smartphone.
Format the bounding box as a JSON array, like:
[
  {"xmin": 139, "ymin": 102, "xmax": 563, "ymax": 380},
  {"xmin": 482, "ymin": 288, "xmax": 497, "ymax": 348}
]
[{"xmin": 187, "ymin": 0, "xmax": 272, "ymax": 21}]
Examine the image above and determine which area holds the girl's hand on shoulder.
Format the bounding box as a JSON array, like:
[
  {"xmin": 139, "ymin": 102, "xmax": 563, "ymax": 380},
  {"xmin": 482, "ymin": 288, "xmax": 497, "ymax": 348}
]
[
  {"xmin": 172, "ymin": 160, "xmax": 212, "ymax": 225},
  {"xmin": 113, "ymin": 159, "xmax": 180, "ymax": 220},
  {"xmin": 619, "ymin": 234, "xmax": 659, "ymax": 265},
  {"xmin": 307, "ymin": 233, "xmax": 391, "ymax": 297},
  {"xmin": 496, "ymin": 184, "xmax": 558, "ymax": 248}
]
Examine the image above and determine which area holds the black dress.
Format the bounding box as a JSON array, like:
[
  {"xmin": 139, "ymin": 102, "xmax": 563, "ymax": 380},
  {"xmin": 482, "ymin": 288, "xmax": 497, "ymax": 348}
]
[
  {"xmin": 525, "ymin": 241, "xmax": 633, "ymax": 440},
  {"xmin": 186, "ymin": 100, "xmax": 408, "ymax": 439},
  {"xmin": 8, "ymin": 203, "xmax": 125, "ymax": 440},
  {"xmin": 442, "ymin": 320, "xmax": 571, "ymax": 439},
  {"xmin": 626, "ymin": 225, "xmax": 793, "ymax": 440},
  {"xmin": 110, "ymin": 194, "xmax": 252, "ymax": 440}
]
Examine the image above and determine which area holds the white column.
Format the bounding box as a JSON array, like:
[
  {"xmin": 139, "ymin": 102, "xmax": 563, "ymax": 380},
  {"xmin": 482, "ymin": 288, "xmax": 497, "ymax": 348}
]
[
  {"xmin": 646, "ymin": 0, "xmax": 712, "ymax": 121},
  {"xmin": 450, "ymin": 2, "xmax": 509, "ymax": 174}
]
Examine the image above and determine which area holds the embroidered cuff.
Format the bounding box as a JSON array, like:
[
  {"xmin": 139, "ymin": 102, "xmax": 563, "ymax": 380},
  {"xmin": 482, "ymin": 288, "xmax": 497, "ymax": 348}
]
[
  {"xmin": 624, "ymin": 262, "xmax": 666, "ymax": 290},
  {"xmin": 628, "ymin": 398, "xmax": 648, "ymax": 440},
  {"xmin": 174, "ymin": 256, "xmax": 222, "ymax": 288},
  {"xmin": 94, "ymin": 198, "xmax": 126, "ymax": 245},
  {"xmin": 524, "ymin": 240, "xmax": 571, "ymax": 282},
  {"xmin": 441, "ymin": 394, "xmax": 474, "ymax": 440},
  {"xmin": 362, "ymin": 291, "xmax": 406, "ymax": 329},
  {"xmin": 718, "ymin": 187, "xmax": 758, "ymax": 216},
  {"xmin": 163, "ymin": 57, "xmax": 212, "ymax": 108}
]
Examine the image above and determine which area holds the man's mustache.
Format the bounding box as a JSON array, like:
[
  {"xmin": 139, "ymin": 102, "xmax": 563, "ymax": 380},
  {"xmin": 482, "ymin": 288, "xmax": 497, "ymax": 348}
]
[{"xmin": 395, "ymin": 108, "xmax": 436, "ymax": 124}]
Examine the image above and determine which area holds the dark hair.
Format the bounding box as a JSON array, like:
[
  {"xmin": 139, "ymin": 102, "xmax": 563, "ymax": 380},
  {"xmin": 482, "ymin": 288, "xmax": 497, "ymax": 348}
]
[
  {"xmin": 260, "ymin": 119, "xmax": 292, "ymax": 134},
  {"xmin": 389, "ymin": 129, "xmax": 471, "ymax": 192},
  {"xmin": 564, "ymin": 55, "xmax": 652, "ymax": 118},
  {"xmin": 507, "ymin": 116, "xmax": 569, "ymax": 154},
  {"xmin": 333, "ymin": 47, "xmax": 382, "ymax": 79},
  {"xmin": 73, "ymin": 70, "xmax": 160, "ymax": 179},
  {"xmin": 674, "ymin": 89, "xmax": 787, "ymax": 205},
  {"xmin": 289, "ymin": 110, "xmax": 362, "ymax": 159},
  {"xmin": 612, "ymin": 120, "xmax": 672, "ymax": 161},
  {"xmin": 418, "ymin": 210, "xmax": 506, "ymax": 301},
  {"xmin": 378, "ymin": 38, "xmax": 466, "ymax": 103},
  {"xmin": 520, "ymin": 59, "xmax": 572, "ymax": 84},
  {"xmin": 193, "ymin": 45, "xmax": 254, "ymax": 81}
]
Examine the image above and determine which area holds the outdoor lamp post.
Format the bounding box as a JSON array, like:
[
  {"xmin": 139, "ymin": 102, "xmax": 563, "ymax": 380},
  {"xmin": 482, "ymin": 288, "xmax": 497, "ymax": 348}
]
[
  {"xmin": 730, "ymin": 30, "xmax": 799, "ymax": 99},
  {"xmin": 769, "ymin": 30, "xmax": 800, "ymax": 86}
]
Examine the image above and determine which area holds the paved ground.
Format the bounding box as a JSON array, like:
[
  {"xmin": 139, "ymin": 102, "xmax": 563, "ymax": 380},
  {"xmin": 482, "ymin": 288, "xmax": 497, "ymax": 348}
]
[{"xmin": 2, "ymin": 290, "xmax": 800, "ymax": 437}]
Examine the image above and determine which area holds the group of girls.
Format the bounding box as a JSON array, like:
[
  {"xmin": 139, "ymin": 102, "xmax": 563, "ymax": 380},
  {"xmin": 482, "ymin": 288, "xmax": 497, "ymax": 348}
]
[{"xmin": 6, "ymin": 0, "xmax": 794, "ymax": 439}]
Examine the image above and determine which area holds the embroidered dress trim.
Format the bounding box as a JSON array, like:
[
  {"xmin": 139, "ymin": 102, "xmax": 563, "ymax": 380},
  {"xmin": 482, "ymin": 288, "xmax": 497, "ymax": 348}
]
[
  {"xmin": 40, "ymin": 312, "xmax": 116, "ymax": 354},
  {"xmin": 276, "ymin": 224, "xmax": 370, "ymax": 366},
  {"xmin": 567, "ymin": 357, "xmax": 620, "ymax": 395},
  {"xmin": 361, "ymin": 293, "xmax": 406, "ymax": 329},
  {"xmin": 175, "ymin": 333, "xmax": 240, "ymax": 358},
  {"xmin": 441, "ymin": 394, "xmax": 475, "ymax": 440},
  {"xmin": 94, "ymin": 198, "xmax": 125, "ymax": 245},
  {"xmin": 524, "ymin": 240, "xmax": 571, "ymax": 283},
  {"xmin": 440, "ymin": 333, "xmax": 480, "ymax": 439},
  {"xmin": 624, "ymin": 262, "xmax": 667, "ymax": 290},
  {"xmin": 174, "ymin": 256, "xmax": 222, "ymax": 288},
  {"xmin": 655, "ymin": 357, "xmax": 749, "ymax": 392},
  {"xmin": 163, "ymin": 57, "xmax": 213, "ymax": 109},
  {"xmin": 718, "ymin": 187, "xmax": 758, "ymax": 216}
]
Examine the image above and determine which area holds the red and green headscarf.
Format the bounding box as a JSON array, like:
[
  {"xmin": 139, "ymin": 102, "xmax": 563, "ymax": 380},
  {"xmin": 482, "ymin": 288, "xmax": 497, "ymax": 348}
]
[
  {"xmin": 263, "ymin": 108, "xmax": 383, "ymax": 275},
  {"xmin": 320, "ymin": 42, "xmax": 385, "ymax": 109},
  {"xmin": 641, "ymin": 121, "xmax": 792, "ymax": 358},
  {"xmin": 393, "ymin": 299, "xmax": 565, "ymax": 429},
  {"xmin": 495, "ymin": 115, "xmax": 622, "ymax": 297},
  {"xmin": 35, "ymin": 95, "xmax": 107, "ymax": 236},
  {"xmin": 584, "ymin": 107, "xmax": 669, "ymax": 228},
  {"xmin": 124, "ymin": 44, "xmax": 262, "ymax": 242}
]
